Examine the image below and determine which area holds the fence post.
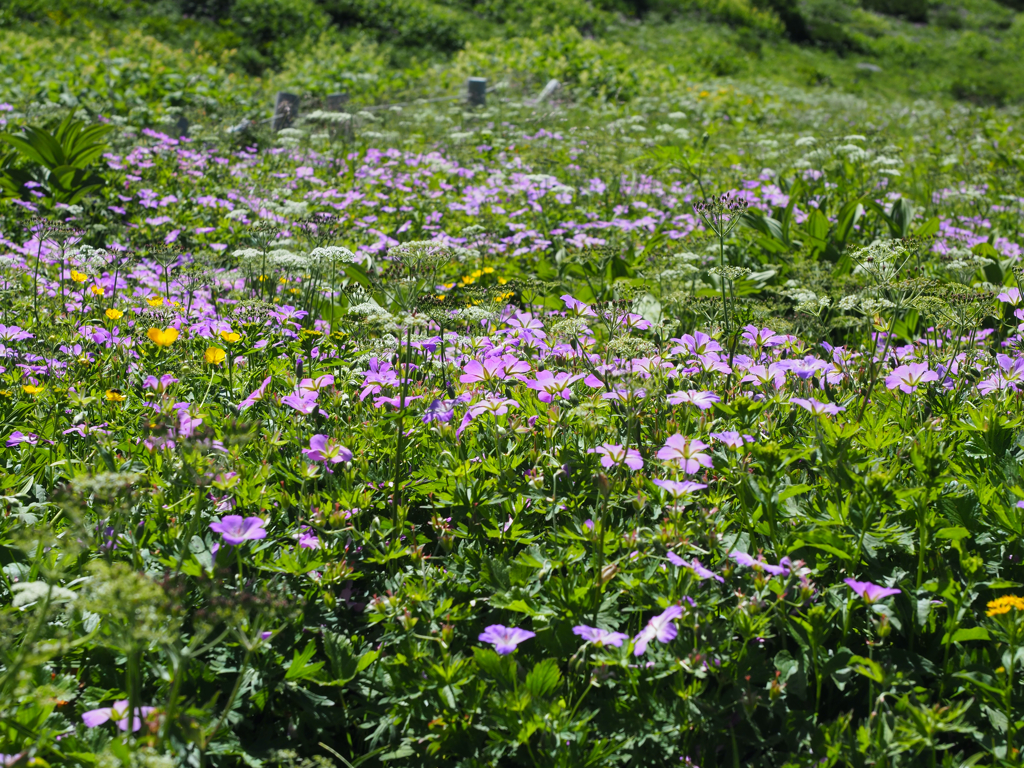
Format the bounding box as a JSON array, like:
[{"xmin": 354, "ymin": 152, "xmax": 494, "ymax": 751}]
[
  {"xmin": 272, "ymin": 92, "xmax": 300, "ymax": 131},
  {"xmin": 467, "ymin": 78, "xmax": 487, "ymax": 107}
]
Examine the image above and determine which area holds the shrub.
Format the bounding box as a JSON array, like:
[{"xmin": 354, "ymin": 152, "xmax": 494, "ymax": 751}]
[
  {"xmin": 230, "ymin": 0, "xmax": 330, "ymax": 73},
  {"xmin": 452, "ymin": 26, "xmax": 671, "ymax": 100},
  {"xmin": 320, "ymin": 0, "xmax": 468, "ymax": 55},
  {"xmin": 860, "ymin": 0, "xmax": 928, "ymax": 22}
]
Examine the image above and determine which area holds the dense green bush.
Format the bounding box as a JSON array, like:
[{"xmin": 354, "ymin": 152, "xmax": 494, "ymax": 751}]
[
  {"xmin": 320, "ymin": 0, "xmax": 468, "ymax": 55},
  {"xmin": 229, "ymin": 0, "xmax": 330, "ymax": 73},
  {"xmin": 860, "ymin": 0, "xmax": 928, "ymax": 21}
]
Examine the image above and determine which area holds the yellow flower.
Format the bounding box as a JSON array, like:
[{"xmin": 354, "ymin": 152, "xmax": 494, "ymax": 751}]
[
  {"xmin": 986, "ymin": 595, "xmax": 1024, "ymax": 617},
  {"xmin": 105, "ymin": 389, "xmax": 125, "ymax": 402},
  {"xmin": 461, "ymin": 276, "xmax": 475, "ymax": 285},
  {"xmin": 471, "ymin": 269, "xmax": 483, "ymax": 278},
  {"xmin": 204, "ymin": 347, "xmax": 226, "ymax": 365},
  {"xmin": 498, "ymin": 277, "xmax": 508, "ymax": 285},
  {"xmin": 147, "ymin": 327, "xmax": 179, "ymax": 347},
  {"xmin": 482, "ymin": 267, "xmax": 495, "ymax": 274},
  {"xmin": 105, "ymin": 308, "xmax": 123, "ymax": 320},
  {"xmin": 90, "ymin": 285, "xmax": 105, "ymax": 297},
  {"xmin": 22, "ymin": 384, "xmax": 45, "ymax": 395},
  {"xmin": 147, "ymin": 296, "xmax": 164, "ymax": 308},
  {"xmin": 219, "ymin": 331, "xmax": 241, "ymax": 344},
  {"xmin": 70, "ymin": 270, "xmax": 88, "ymax": 283},
  {"xmin": 172, "ymin": 301, "xmax": 181, "ymax": 309}
]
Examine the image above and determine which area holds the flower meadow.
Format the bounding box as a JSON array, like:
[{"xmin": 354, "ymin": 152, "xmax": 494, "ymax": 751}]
[{"xmin": 3, "ymin": 64, "xmax": 1024, "ymax": 768}]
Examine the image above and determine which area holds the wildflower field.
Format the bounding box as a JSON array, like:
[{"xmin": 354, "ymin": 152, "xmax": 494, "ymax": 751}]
[{"xmin": 3, "ymin": 1, "xmax": 1024, "ymax": 766}]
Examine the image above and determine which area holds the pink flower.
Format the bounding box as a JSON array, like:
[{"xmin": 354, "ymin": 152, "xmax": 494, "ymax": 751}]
[
  {"xmin": 710, "ymin": 431, "xmax": 754, "ymax": 449},
  {"xmin": 520, "ymin": 370, "xmax": 583, "ymax": 402},
  {"xmin": 303, "ymin": 435, "xmax": 352, "ymax": 463},
  {"xmin": 729, "ymin": 551, "xmax": 790, "ymax": 576},
  {"xmin": 656, "ymin": 434, "xmax": 712, "ymax": 474},
  {"xmin": 561, "ymin": 294, "xmax": 597, "ymax": 317},
  {"xmin": 740, "ymin": 362, "xmax": 788, "ymax": 389},
  {"xmin": 844, "ymin": 578, "xmax": 901, "ymax": 603},
  {"xmin": 669, "ymin": 332, "xmax": 721, "ymax": 356},
  {"xmin": 653, "ymin": 479, "xmax": 706, "ymax": 498},
  {"xmin": 239, "ymin": 376, "xmax": 272, "ymax": 409},
  {"xmin": 82, "ymin": 701, "xmax": 156, "ymax": 732},
  {"xmin": 885, "ymin": 363, "xmax": 938, "ymax": 394},
  {"xmin": 997, "ymin": 287, "xmax": 1021, "ymax": 306},
  {"xmin": 572, "ymin": 625, "xmax": 630, "ymax": 647},
  {"xmin": 667, "ymin": 390, "xmax": 720, "ymax": 410},
  {"xmin": 633, "ymin": 605, "xmax": 683, "ymax": 656},
  {"xmin": 281, "ymin": 389, "xmax": 319, "ymax": 414},
  {"xmin": 589, "ymin": 443, "xmax": 643, "ymax": 471},
  {"xmin": 209, "ymin": 515, "xmax": 267, "ymax": 545},
  {"xmin": 790, "ymin": 397, "xmax": 845, "ymax": 416},
  {"xmin": 460, "ymin": 358, "xmax": 509, "ymax": 384}
]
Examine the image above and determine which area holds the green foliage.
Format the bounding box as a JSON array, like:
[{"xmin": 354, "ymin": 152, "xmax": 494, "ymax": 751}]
[
  {"xmin": 0, "ymin": 114, "xmax": 111, "ymax": 204},
  {"xmin": 229, "ymin": 0, "xmax": 330, "ymax": 73},
  {"xmin": 320, "ymin": 0, "xmax": 469, "ymax": 55}
]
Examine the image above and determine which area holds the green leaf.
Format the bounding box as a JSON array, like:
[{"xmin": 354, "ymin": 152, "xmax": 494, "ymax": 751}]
[
  {"xmin": 524, "ymin": 659, "xmax": 561, "ymax": 699},
  {"xmin": 944, "ymin": 626, "xmax": 990, "ymax": 643},
  {"xmin": 848, "ymin": 655, "xmax": 884, "ymax": 683},
  {"xmin": 935, "ymin": 526, "xmax": 970, "ymax": 541},
  {"xmin": 778, "ymin": 484, "xmax": 814, "ymax": 502},
  {"xmin": 286, "ymin": 639, "xmax": 325, "ymax": 681}
]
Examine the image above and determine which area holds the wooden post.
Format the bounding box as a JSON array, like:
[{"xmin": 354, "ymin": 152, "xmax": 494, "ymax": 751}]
[
  {"xmin": 272, "ymin": 92, "xmax": 300, "ymax": 131},
  {"xmin": 326, "ymin": 93, "xmax": 349, "ymax": 111},
  {"xmin": 467, "ymin": 77, "xmax": 487, "ymax": 107}
]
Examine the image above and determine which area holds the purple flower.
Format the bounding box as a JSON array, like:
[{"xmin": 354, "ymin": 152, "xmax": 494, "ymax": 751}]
[
  {"xmin": 143, "ymin": 373, "xmax": 179, "ymax": 393},
  {"xmin": 457, "ymin": 396, "xmax": 519, "ymax": 436},
  {"xmin": 297, "ymin": 526, "xmax": 320, "ymax": 549},
  {"xmin": 422, "ymin": 398, "xmax": 456, "ymax": 424},
  {"xmin": 633, "ymin": 605, "xmax": 683, "ymax": 656},
  {"xmin": 669, "ymin": 332, "xmax": 721, "ymax": 356},
  {"xmin": 790, "ymin": 397, "xmax": 845, "ymax": 416},
  {"xmin": 520, "ymin": 370, "xmax": 583, "ymax": 403},
  {"xmin": 281, "ymin": 389, "xmax": 319, "ymax": 414},
  {"xmin": 82, "ymin": 700, "xmax": 156, "ymax": 732},
  {"xmin": 303, "ymin": 434, "xmax": 352, "ymax": 463},
  {"xmin": 560, "ymin": 294, "xmax": 597, "ymax": 317},
  {"xmin": 710, "ymin": 431, "xmax": 754, "ymax": 449},
  {"xmin": 686, "ymin": 557, "xmax": 725, "ymax": 583},
  {"xmin": 6, "ymin": 431, "xmax": 38, "ymax": 447},
  {"xmin": 653, "ymin": 479, "xmax": 707, "ymax": 499},
  {"xmin": 573, "ymin": 625, "xmax": 630, "ymax": 647},
  {"xmin": 997, "ymin": 287, "xmax": 1021, "ymax": 306},
  {"xmin": 209, "ymin": 515, "xmax": 267, "ymax": 545},
  {"xmin": 885, "ymin": 363, "xmax": 938, "ymax": 394},
  {"xmin": 239, "ymin": 376, "xmax": 272, "ymax": 409},
  {"xmin": 589, "ymin": 443, "xmax": 643, "ymax": 471},
  {"xmin": 656, "ymin": 434, "xmax": 712, "ymax": 474},
  {"xmin": 478, "ymin": 624, "xmax": 535, "ymax": 654},
  {"xmin": 667, "ymin": 390, "xmax": 720, "ymax": 410},
  {"xmin": 844, "ymin": 578, "xmax": 901, "ymax": 603},
  {"xmin": 729, "ymin": 551, "xmax": 790, "ymax": 576}
]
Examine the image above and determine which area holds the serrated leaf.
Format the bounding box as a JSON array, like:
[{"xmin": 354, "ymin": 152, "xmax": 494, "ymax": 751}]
[{"xmin": 524, "ymin": 658, "xmax": 561, "ymax": 699}]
